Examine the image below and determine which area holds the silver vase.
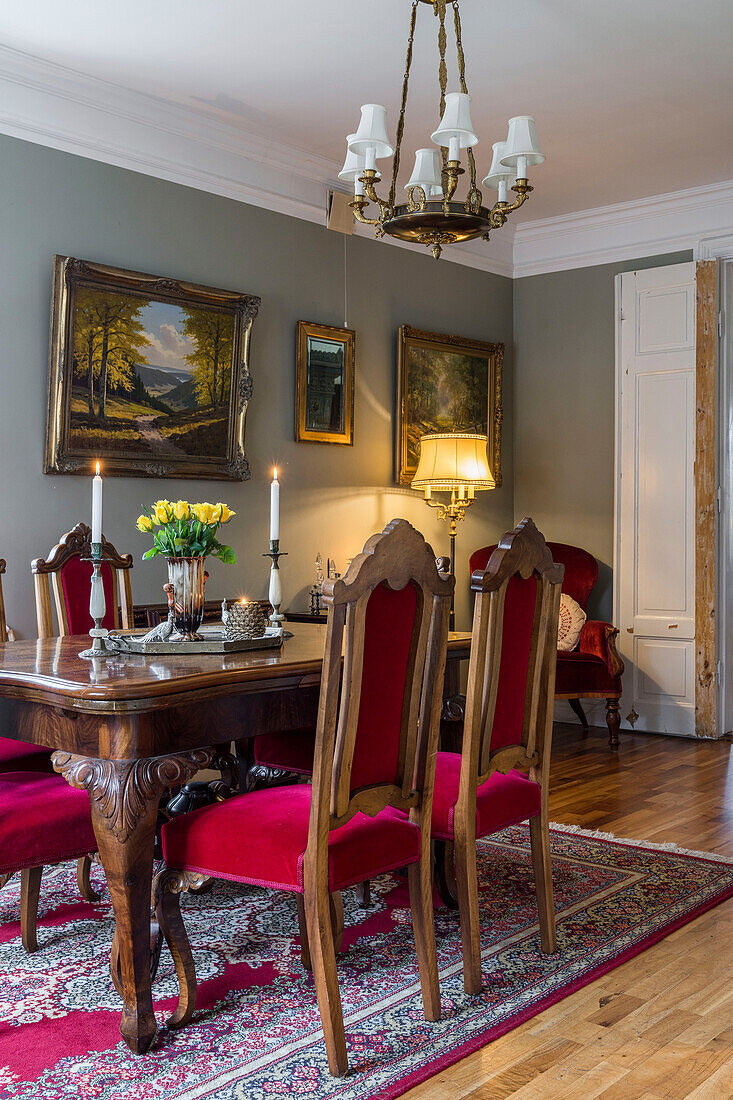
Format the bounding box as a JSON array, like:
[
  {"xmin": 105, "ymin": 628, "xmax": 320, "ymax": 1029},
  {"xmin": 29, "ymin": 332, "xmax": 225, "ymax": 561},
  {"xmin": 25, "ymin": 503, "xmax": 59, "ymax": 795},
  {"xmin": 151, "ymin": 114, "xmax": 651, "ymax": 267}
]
[{"xmin": 167, "ymin": 557, "xmax": 208, "ymax": 639}]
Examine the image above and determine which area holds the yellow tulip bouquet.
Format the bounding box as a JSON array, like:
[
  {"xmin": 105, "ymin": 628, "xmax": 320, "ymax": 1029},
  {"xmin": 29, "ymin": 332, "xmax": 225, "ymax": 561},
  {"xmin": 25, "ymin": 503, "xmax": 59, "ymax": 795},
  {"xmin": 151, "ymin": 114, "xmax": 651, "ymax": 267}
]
[{"xmin": 136, "ymin": 500, "xmax": 237, "ymax": 564}]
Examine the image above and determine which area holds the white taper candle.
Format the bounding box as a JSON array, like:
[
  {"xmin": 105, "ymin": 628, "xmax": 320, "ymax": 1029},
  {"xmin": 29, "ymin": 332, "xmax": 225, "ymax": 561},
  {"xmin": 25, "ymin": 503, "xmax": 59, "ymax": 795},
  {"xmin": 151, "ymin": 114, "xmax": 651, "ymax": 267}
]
[
  {"xmin": 270, "ymin": 467, "xmax": 280, "ymax": 542},
  {"xmin": 91, "ymin": 461, "xmax": 103, "ymax": 545}
]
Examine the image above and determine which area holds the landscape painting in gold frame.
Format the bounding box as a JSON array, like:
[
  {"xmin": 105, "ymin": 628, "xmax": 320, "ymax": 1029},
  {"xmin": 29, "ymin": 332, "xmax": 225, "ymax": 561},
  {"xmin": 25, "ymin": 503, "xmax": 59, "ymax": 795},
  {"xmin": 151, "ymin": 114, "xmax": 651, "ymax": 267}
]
[
  {"xmin": 396, "ymin": 324, "xmax": 503, "ymax": 486},
  {"xmin": 45, "ymin": 256, "xmax": 260, "ymax": 480},
  {"xmin": 295, "ymin": 320, "xmax": 355, "ymax": 445}
]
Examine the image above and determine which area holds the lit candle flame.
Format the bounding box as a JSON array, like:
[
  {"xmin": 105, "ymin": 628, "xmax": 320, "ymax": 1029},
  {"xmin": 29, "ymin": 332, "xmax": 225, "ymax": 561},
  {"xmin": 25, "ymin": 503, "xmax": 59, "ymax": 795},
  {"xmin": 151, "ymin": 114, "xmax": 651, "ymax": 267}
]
[
  {"xmin": 95, "ymin": 461, "xmax": 100, "ymax": 476},
  {"xmin": 273, "ymin": 466, "xmax": 278, "ymax": 480},
  {"xmin": 240, "ymin": 597, "xmax": 247, "ymax": 605}
]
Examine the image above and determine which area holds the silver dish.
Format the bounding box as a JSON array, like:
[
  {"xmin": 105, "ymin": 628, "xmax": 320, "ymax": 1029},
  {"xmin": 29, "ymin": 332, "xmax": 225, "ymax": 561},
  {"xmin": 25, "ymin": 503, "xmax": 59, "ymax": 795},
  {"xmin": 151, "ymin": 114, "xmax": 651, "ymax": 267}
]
[{"xmin": 106, "ymin": 624, "xmax": 286, "ymax": 656}]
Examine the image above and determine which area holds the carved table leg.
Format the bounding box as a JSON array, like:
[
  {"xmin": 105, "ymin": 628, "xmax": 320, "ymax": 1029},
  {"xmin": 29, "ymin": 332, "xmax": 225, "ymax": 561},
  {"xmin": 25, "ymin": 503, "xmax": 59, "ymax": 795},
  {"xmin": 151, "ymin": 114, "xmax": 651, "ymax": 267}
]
[
  {"xmin": 605, "ymin": 699, "xmax": 621, "ymax": 751},
  {"xmin": 53, "ymin": 748, "xmax": 212, "ymax": 1054}
]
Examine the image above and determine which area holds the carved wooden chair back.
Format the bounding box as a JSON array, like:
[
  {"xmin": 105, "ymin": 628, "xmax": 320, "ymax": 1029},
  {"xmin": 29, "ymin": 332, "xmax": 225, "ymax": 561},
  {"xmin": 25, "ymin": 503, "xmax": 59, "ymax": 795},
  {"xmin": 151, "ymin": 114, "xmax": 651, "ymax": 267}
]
[
  {"xmin": 31, "ymin": 523, "xmax": 134, "ymax": 639},
  {"xmin": 307, "ymin": 518, "xmax": 454, "ymax": 876},
  {"xmin": 460, "ymin": 517, "xmax": 564, "ymax": 807},
  {"xmin": 0, "ymin": 560, "xmax": 7, "ymax": 644}
]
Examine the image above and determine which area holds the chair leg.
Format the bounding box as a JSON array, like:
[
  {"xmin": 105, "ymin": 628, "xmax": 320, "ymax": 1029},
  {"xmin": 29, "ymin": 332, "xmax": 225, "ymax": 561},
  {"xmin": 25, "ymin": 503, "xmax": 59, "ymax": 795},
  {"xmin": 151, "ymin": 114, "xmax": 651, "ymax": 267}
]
[
  {"xmin": 454, "ymin": 834, "xmax": 482, "ymax": 995},
  {"xmin": 304, "ymin": 881, "xmax": 348, "ymax": 1077},
  {"xmin": 529, "ymin": 813, "xmax": 557, "ymax": 955},
  {"xmin": 433, "ymin": 840, "xmax": 458, "ymax": 909},
  {"xmin": 329, "ymin": 891, "xmax": 344, "ymax": 955},
  {"xmin": 298, "ymin": 890, "xmax": 344, "ymax": 973},
  {"xmin": 77, "ymin": 855, "xmax": 101, "ymax": 903},
  {"xmin": 354, "ymin": 880, "xmax": 371, "ymax": 908},
  {"xmin": 568, "ymin": 698, "xmax": 589, "ymax": 729},
  {"xmin": 407, "ymin": 856, "xmax": 441, "ymax": 1021},
  {"xmin": 156, "ymin": 883, "xmax": 197, "ymax": 1028},
  {"xmin": 110, "ymin": 928, "xmax": 123, "ymax": 996},
  {"xmin": 606, "ymin": 698, "xmax": 621, "ymax": 750},
  {"xmin": 296, "ymin": 894, "xmax": 312, "ymax": 971},
  {"xmin": 20, "ymin": 866, "xmax": 43, "ymax": 953}
]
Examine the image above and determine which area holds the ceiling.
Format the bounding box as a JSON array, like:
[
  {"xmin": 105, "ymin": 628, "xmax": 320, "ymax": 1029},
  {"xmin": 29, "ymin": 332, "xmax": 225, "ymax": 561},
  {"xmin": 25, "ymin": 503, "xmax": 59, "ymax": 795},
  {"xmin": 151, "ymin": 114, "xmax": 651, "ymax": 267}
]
[{"xmin": 1, "ymin": 0, "xmax": 732, "ymax": 221}]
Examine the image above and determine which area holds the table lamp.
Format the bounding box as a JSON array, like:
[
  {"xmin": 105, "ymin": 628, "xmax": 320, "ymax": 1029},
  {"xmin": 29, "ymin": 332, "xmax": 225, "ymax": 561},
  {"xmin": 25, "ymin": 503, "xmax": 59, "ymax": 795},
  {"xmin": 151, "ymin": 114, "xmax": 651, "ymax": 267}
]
[{"xmin": 411, "ymin": 432, "xmax": 495, "ymax": 628}]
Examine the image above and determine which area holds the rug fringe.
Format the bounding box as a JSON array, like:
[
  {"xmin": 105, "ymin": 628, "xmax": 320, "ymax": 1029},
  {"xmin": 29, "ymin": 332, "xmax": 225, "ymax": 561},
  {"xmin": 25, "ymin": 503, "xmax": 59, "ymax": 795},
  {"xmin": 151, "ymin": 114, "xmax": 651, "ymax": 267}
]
[{"xmin": 548, "ymin": 821, "xmax": 733, "ymax": 864}]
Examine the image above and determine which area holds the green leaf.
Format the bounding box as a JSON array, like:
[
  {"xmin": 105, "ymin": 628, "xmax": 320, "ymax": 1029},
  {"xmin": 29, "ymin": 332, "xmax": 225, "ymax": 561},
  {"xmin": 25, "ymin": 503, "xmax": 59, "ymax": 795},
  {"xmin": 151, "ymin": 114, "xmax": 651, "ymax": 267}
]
[
  {"xmin": 217, "ymin": 545, "xmax": 236, "ymax": 565},
  {"xmin": 142, "ymin": 548, "xmax": 159, "ymax": 560}
]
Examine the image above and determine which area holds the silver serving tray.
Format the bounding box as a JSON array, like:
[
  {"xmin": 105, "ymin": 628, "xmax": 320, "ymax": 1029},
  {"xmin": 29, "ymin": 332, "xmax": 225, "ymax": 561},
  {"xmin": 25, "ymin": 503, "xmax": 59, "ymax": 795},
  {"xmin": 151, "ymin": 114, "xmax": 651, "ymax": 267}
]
[{"xmin": 106, "ymin": 624, "xmax": 285, "ymax": 656}]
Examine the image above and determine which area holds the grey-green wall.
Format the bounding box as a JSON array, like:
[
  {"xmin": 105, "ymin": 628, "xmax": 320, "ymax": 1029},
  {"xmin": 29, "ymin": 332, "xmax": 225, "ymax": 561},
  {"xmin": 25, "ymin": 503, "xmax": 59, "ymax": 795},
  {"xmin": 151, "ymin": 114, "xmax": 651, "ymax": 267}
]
[
  {"xmin": 0, "ymin": 134, "xmax": 514, "ymax": 639},
  {"xmin": 512, "ymin": 250, "xmax": 693, "ymax": 620}
]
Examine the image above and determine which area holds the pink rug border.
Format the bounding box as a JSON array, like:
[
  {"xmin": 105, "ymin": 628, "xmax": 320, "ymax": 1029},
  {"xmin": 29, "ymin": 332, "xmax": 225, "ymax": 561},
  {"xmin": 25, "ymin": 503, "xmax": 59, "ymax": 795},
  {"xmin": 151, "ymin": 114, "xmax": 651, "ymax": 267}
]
[{"xmin": 372, "ymin": 832, "xmax": 733, "ymax": 1100}]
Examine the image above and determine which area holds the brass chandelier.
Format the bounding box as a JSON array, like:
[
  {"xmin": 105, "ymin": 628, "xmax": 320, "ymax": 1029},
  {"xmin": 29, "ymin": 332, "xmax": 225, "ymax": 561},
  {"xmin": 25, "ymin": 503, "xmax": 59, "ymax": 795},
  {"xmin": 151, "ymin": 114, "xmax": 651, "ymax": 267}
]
[{"xmin": 339, "ymin": 0, "xmax": 545, "ymax": 259}]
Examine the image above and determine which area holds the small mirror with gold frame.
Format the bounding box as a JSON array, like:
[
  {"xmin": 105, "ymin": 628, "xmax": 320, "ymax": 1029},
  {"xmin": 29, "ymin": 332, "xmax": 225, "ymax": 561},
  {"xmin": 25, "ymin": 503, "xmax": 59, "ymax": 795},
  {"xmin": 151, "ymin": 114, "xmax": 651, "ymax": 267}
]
[{"xmin": 295, "ymin": 321, "xmax": 355, "ymax": 445}]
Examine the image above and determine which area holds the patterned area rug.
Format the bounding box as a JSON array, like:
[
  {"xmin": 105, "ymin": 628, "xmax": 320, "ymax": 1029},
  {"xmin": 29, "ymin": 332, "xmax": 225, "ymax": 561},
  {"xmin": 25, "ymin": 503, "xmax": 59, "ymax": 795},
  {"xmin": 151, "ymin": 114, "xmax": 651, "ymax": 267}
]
[{"xmin": 1, "ymin": 824, "xmax": 732, "ymax": 1100}]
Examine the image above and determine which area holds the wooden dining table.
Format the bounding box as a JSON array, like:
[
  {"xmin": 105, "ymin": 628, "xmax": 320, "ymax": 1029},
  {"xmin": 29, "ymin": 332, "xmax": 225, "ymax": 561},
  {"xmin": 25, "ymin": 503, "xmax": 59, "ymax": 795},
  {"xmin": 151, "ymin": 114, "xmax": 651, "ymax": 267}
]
[{"xmin": 0, "ymin": 622, "xmax": 471, "ymax": 1054}]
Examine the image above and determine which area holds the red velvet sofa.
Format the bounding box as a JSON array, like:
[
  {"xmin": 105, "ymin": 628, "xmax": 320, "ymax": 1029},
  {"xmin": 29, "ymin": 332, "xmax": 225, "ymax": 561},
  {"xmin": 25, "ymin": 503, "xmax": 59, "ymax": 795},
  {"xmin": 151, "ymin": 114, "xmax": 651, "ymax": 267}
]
[{"xmin": 469, "ymin": 541, "xmax": 624, "ymax": 749}]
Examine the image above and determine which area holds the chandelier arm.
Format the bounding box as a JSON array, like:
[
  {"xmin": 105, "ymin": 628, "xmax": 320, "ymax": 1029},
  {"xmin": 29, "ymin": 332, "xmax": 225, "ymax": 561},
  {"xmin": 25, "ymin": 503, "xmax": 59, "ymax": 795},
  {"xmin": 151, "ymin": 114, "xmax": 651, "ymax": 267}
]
[
  {"xmin": 452, "ymin": 2, "xmax": 478, "ymax": 194},
  {"xmin": 493, "ymin": 190, "xmax": 530, "ymax": 222},
  {"xmin": 389, "ymin": 1, "xmax": 419, "ymax": 211},
  {"xmin": 357, "ymin": 169, "xmax": 393, "ymax": 220},
  {"xmin": 349, "ymin": 198, "xmax": 382, "ymax": 227}
]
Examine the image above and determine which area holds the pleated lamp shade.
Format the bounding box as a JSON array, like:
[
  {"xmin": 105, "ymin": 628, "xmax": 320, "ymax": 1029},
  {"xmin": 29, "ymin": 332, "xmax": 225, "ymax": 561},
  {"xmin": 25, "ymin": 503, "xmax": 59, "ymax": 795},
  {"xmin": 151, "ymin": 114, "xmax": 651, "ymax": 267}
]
[{"xmin": 411, "ymin": 433, "xmax": 495, "ymax": 490}]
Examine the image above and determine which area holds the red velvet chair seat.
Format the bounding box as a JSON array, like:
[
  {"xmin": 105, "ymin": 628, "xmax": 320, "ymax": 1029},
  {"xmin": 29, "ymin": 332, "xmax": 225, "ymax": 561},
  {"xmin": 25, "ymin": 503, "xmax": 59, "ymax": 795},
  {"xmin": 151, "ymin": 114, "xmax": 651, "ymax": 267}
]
[
  {"xmin": 0, "ymin": 772, "xmax": 97, "ymax": 873},
  {"xmin": 0, "ymin": 737, "xmax": 52, "ymax": 773},
  {"xmin": 60, "ymin": 556, "xmax": 116, "ymax": 634},
  {"xmin": 162, "ymin": 783, "xmax": 421, "ymax": 893},
  {"xmin": 554, "ymin": 651, "xmax": 619, "ymax": 696},
  {"xmin": 253, "ymin": 729, "xmax": 316, "ymax": 775},
  {"xmin": 431, "ymin": 751, "xmax": 542, "ymax": 842}
]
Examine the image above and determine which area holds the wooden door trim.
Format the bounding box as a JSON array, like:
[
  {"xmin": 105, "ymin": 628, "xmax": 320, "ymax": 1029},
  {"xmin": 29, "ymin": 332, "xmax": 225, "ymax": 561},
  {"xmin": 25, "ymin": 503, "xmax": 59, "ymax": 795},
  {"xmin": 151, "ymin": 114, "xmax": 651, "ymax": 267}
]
[{"xmin": 695, "ymin": 259, "xmax": 718, "ymax": 737}]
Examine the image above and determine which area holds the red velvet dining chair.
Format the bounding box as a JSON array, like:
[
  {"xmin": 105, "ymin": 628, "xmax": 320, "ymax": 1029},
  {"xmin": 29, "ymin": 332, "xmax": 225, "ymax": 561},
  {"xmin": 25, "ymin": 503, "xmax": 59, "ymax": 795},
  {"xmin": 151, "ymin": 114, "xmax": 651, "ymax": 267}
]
[
  {"xmin": 30, "ymin": 524, "xmax": 133, "ymax": 899},
  {"xmin": 470, "ymin": 541, "xmax": 624, "ymax": 748},
  {"xmin": 31, "ymin": 522, "xmax": 134, "ymax": 640},
  {"xmin": 156, "ymin": 518, "xmax": 454, "ymax": 1077},
  {"xmin": 433, "ymin": 518, "xmax": 563, "ymax": 994},
  {"xmin": 0, "ymin": 772, "xmax": 98, "ymax": 952},
  {"xmin": 0, "ymin": 559, "xmax": 52, "ymax": 774}
]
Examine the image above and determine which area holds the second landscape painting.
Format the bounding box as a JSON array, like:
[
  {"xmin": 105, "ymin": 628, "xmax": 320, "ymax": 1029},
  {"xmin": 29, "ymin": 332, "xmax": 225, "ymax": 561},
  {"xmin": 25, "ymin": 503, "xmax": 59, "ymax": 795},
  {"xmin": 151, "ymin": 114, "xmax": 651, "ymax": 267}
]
[{"xmin": 45, "ymin": 258, "xmax": 260, "ymax": 480}]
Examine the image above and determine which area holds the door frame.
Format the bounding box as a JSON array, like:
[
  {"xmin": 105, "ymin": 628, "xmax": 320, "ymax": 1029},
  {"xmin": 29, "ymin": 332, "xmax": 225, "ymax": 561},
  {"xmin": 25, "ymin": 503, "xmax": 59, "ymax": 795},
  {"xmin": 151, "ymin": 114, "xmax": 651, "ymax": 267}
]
[
  {"xmin": 613, "ymin": 263, "xmax": 720, "ymax": 738},
  {"xmin": 717, "ymin": 258, "xmax": 732, "ymax": 736}
]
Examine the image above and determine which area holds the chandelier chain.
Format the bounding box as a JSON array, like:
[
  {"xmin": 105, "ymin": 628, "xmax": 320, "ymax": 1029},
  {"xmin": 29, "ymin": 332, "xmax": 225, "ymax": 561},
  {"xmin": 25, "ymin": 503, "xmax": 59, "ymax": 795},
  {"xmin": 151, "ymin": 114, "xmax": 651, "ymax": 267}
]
[
  {"xmin": 436, "ymin": 0, "xmax": 449, "ymax": 179},
  {"xmin": 452, "ymin": 3, "xmax": 477, "ymax": 191},
  {"xmin": 390, "ymin": 0, "xmax": 419, "ymax": 210}
]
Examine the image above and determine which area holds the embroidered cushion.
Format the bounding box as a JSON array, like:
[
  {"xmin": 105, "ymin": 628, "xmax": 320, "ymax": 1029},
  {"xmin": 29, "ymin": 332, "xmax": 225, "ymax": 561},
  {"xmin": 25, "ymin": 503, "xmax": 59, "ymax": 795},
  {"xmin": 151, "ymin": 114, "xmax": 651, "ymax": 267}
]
[{"xmin": 557, "ymin": 592, "xmax": 586, "ymax": 652}]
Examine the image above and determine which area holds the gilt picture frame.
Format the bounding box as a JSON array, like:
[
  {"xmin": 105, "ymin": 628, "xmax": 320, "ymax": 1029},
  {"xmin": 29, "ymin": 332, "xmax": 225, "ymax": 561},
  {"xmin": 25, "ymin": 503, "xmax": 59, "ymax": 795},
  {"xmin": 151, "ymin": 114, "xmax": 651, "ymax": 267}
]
[
  {"xmin": 396, "ymin": 324, "xmax": 503, "ymax": 486},
  {"xmin": 44, "ymin": 256, "xmax": 261, "ymax": 480},
  {"xmin": 295, "ymin": 320, "xmax": 355, "ymax": 445}
]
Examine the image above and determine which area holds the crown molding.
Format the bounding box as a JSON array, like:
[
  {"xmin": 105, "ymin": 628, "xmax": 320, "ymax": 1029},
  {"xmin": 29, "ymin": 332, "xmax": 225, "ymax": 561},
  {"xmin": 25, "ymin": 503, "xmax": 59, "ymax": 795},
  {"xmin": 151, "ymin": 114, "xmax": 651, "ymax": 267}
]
[
  {"xmin": 1, "ymin": 44, "xmax": 730, "ymax": 281},
  {"xmin": 513, "ymin": 179, "xmax": 733, "ymax": 278},
  {"xmin": 0, "ymin": 44, "xmax": 513, "ymax": 279}
]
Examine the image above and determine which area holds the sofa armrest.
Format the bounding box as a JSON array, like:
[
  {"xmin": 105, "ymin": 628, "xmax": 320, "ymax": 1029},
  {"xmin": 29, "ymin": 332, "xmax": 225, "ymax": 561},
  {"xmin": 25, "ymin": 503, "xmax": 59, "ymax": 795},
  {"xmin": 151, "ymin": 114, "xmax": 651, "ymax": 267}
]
[{"xmin": 579, "ymin": 620, "xmax": 625, "ymax": 679}]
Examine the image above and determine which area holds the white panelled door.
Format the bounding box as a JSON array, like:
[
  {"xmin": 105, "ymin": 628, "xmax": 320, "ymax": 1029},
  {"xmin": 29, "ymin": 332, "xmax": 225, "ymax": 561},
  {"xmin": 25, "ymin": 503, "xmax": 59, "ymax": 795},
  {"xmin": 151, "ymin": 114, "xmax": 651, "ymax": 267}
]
[{"xmin": 615, "ymin": 262, "xmax": 697, "ymax": 735}]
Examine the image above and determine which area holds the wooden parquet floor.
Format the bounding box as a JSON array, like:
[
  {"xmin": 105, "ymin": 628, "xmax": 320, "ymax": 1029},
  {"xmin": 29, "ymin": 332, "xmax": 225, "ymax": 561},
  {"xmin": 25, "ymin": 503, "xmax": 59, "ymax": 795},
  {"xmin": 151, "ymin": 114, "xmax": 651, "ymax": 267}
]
[{"xmin": 404, "ymin": 723, "xmax": 733, "ymax": 1100}]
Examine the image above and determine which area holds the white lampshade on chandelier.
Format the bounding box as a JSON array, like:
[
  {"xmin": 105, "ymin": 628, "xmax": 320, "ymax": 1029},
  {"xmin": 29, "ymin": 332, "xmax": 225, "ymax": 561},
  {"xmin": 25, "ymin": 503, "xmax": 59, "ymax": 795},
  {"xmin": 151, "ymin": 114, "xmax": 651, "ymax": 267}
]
[{"xmin": 343, "ymin": 0, "xmax": 545, "ymax": 260}]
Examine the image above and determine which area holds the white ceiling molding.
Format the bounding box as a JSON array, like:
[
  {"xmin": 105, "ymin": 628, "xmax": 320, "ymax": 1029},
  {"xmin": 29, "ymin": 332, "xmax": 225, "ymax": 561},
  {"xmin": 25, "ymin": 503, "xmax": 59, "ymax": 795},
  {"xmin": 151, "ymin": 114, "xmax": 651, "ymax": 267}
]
[
  {"xmin": 0, "ymin": 44, "xmax": 730, "ymax": 283},
  {"xmin": 513, "ymin": 180, "xmax": 733, "ymax": 279},
  {"xmin": 0, "ymin": 44, "xmax": 513, "ymax": 279}
]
